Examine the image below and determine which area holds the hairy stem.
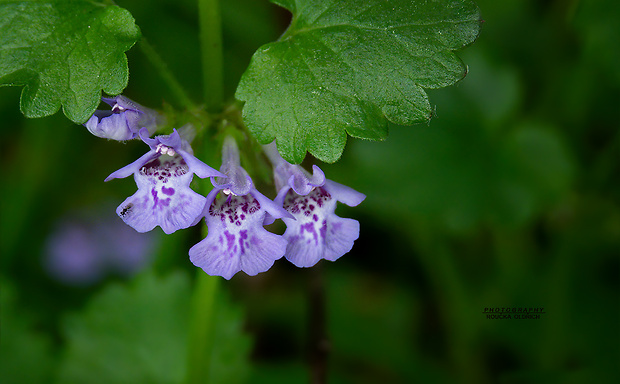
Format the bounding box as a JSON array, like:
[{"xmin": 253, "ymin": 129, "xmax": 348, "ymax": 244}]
[{"xmin": 199, "ymin": 0, "xmax": 224, "ymax": 111}]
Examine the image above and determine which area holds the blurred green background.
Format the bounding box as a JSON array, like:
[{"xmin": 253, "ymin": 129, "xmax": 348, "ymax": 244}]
[{"xmin": 1, "ymin": 0, "xmax": 618, "ymax": 383}]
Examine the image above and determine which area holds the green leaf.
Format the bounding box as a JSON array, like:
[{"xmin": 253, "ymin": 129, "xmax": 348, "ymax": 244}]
[
  {"xmin": 0, "ymin": 0, "xmax": 140, "ymax": 123},
  {"xmin": 56, "ymin": 271, "xmax": 192, "ymax": 384},
  {"xmin": 55, "ymin": 270, "xmax": 251, "ymax": 384},
  {"xmin": 236, "ymin": 0, "xmax": 481, "ymax": 163}
]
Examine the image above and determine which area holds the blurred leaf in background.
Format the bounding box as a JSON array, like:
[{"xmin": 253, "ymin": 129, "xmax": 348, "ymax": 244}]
[
  {"xmin": 55, "ymin": 271, "xmax": 191, "ymax": 384},
  {"xmin": 55, "ymin": 270, "xmax": 250, "ymax": 384}
]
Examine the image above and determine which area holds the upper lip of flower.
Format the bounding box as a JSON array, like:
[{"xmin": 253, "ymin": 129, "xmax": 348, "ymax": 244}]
[
  {"xmin": 285, "ymin": 164, "xmax": 326, "ymax": 195},
  {"xmin": 212, "ymin": 167, "xmax": 253, "ymax": 196},
  {"xmin": 83, "ymin": 95, "xmax": 162, "ymax": 142}
]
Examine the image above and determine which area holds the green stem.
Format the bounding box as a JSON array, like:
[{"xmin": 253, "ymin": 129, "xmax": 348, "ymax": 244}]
[
  {"xmin": 183, "ymin": 2, "xmax": 225, "ymax": 382},
  {"xmin": 199, "ymin": 0, "xmax": 224, "ymax": 112},
  {"xmin": 185, "ymin": 270, "xmax": 220, "ymax": 384},
  {"xmin": 139, "ymin": 38, "xmax": 197, "ymax": 110}
]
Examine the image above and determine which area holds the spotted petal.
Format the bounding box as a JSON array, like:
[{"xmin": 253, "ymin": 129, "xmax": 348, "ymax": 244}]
[
  {"xmin": 189, "ymin": 193, "xmax": 287, "ymax": 279},
  {"xmin": 281, "ymin": 186, "xmax": 361, "ymax": 267},
  {"xmin": 116, "ymin": 156, "xmax": 206, "ymax": 234}
]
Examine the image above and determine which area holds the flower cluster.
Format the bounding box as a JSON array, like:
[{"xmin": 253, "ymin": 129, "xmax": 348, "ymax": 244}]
[{"xmin": 89, "ymin": 95, "xmax": 365, "ymax": 279}]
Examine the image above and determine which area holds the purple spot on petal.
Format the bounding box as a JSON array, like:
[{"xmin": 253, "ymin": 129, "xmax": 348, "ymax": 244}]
[
  {"xmin": 140, "ymin": 156, "xmax": 188, "ymax": 184},
  {"xmin": 301, "ymin": 222, "xmax": 319, "ymax": 245},
  {"xmin": 239, "ymin": 230, "xmax": 248, "ymax": 255},
  {"xmin": 313, "ymin": 214, "xmax": 318, "ymax": 222},
  {"xmin": 320, "ymin": 220, "xmax": 327, "ymax": 239},
  {"xmin": 209, "ymin": 194, "xmax": 262, "ymax": 224},
  {"xmin": 284, "ymin": 188, "xmax": 331, "ymax": 216},
  {"xmin": 151, "ymin": 188, "xmax": 159, "ymax": 207},
  {"xmin": 330, "ymin": 222, "xmax": 342, "ymax": 234},
  {"xmin": 162, "ymin": 186, "xmax": 175, "ymax": 196},
  {"xmin": 223, "ymin": 231, "xmax": 235, "ymax": 256}
]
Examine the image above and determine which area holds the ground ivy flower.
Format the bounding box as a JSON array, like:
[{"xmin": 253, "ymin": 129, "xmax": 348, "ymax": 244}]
[
  {"xmin": 105, "ymin": 128, "xmax": 224, "ymax": 234},
  {"xmin": 83, "ymin": 95, "xmax": 162, "ymax": 141},
  {"xmin": 189, "ymin": 137, "xmax": 292, "ymax": 280},
  {"xmin": 264, "ymin": 143, "xmax": 366, "ymax": 268}
]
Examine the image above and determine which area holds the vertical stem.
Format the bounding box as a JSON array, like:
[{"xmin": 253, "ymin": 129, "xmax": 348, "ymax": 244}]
[
  {"xmin": 308, "ymin": 264, "xmax": 329, "ymax": 384},
  {"xmin": 184, "ymin": 3, "xmax": 224, "ymax": 383},
  {"xmin": 185, "ymin": 270, "xmax": 220, "ymax": 384},
  {"xmin": 199, "ymin": 0, "xmax": 224, "ymax": 111},
  {"xmin": 185, "ymin": 1, "xmax": 225, "ymax": 371}
]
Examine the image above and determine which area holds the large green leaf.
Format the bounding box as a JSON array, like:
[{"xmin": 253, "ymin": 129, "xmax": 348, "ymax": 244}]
[
  {"xmin": 236, "ymin": 0, "xmax": 481, "ymax": 163},
  {"xmin": 55, "ymin": 271, "xmax": 251, "ymax": 384},
  {"xmin": 0, "ymin": 0, "xmax": 140, "ymax": 123}
]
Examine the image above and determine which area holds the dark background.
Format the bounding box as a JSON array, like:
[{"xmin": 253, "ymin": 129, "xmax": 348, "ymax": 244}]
[{"xmin": 1, "ymin": 0, "xmax": 618, "ymax": 383}]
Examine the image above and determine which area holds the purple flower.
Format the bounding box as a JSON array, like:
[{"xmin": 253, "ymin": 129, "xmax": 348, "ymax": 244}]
[
  {"xmin": 189, "ymin": 137, "xmax": 292, "ymax": 280},
  {"xmin": 265, "ymin": 143, "xmax": 365, "ymax": 268},
  {"xmin": 83, "ymin": 95, "xmax": 162, "ymax": 141},
  {"xmin": 105, "ymin": 128, "xmax": 225, "ymax": 234}
]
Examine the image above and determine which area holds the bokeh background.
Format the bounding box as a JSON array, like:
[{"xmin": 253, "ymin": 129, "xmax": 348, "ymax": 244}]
[{"xmin": 1, "ymin": 0, "xmax": 618, "ymax": 383}]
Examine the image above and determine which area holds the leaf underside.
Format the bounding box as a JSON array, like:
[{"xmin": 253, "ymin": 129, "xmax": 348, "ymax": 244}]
[
  {"xmin": 236, "ymin": 0, "xmax": 481, "ymax": 163},
  {"xmin": 0, "ymin": 0, "xmax": 140, "ymax": 123}
]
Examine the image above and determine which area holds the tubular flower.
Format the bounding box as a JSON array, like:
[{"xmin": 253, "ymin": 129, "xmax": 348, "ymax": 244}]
[
  {"xmin": 83, "ymin": 95, "xmax": 162, "ymax": 141},
  {"xmin": 189, "ymin": 137, "xmax": 292, "ymax": 280},
  {"xmin": 264, "ymin": 143, "xmax": 365, "ymax": 268},
  {"xmin": 105, "ymin": 128, "xmax": 225, "ymax": 234}
]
